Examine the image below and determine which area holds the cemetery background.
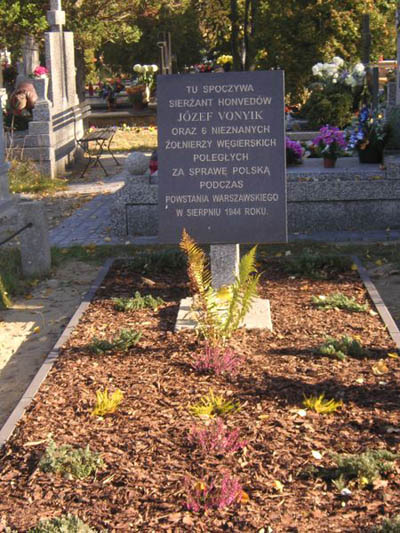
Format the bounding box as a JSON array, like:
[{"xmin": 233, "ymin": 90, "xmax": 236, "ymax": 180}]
[{"xmin": 1, "ymin": 0, "xmax": 400, "ymax": 530}]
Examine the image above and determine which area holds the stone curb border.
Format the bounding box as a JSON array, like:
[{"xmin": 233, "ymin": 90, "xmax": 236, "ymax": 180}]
[
  {"xmin": 0, "ymin": 258, "xmax": 115, "ymax": 449},
  {"xmin": 352, "ymin": 255, "xmax": 400, "ymax": 349},
  {"xmin": 1, "ymin": 255, "xmax": 399, "ymax": 449}
]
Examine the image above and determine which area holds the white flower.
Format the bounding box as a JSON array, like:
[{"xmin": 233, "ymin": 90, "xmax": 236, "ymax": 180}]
[
  {"xmin": 312, "ymin": 63, "xmax": 323, "ymax": 76},
  {"xmin": 332, "ymin": 56, "xmax": 344, "ymax": 67},
  {"xmin": 151, "ymin": 64, "xmax": 159, "ymax": 72},
  {"xmin": 133, "ymin": 64, "xmax": 143, "ymax": 73},
  {"xmin": 344, "ymin": 74, "xmax": 354, "ymax": 86},
  {"xmin": 325, "ymin": 63, "xmax": 338, "ymax": 76},
  {"xmin": 353, "ymin": 63, "xmax": 365, "ymax": 75}
]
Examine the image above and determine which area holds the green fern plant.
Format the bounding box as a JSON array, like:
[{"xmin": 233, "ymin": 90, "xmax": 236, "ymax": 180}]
[
  {"xmin": 303, "ymin": 393, "xmax": 343, "ymax": 413},
  {"xmin": 318, "ymin": 335, "xmax": 368, "ymax": 361},
  {"xmin": 38, "ymin": 438, "xmax": 104, "ymax": 480},
  {"xmin": 112, "ymin": 292, "xmax": 165, "ymax": 312},
  {"xmin": 27, "ymin": 514, "xmax": 98, "ymax": 532},
  {"xmin": 91, "ymin": 388, "xmax": 124, "ymax": 417},
  {"xmin": 311, "ymin": 293, "xmax": 368, "ymax": 312},
  {"xmin": 189, "ymin": 389, "xmax": 240, "ymax": 418},
  {"xmin": 180, "ymin": 229, "xmax": 259, "ymax": 345}
]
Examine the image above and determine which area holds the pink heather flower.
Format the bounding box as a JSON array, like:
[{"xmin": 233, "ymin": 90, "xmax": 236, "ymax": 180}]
[
  {"xmin": 192, "ymin": 344, "xmax": 243, "ymax": 376},
  {"xmin": 188, "ymin": 418, "xmax": 247, "ymax": 456},
  {"xmin": 185, "ymin": 473, "xmax": 244, "ymax": 512}
]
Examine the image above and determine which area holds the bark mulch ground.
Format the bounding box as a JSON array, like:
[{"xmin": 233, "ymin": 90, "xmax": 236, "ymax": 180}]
[{"xmin": 0, "ymin": 259, "xmax": 399, "ymax": 532}]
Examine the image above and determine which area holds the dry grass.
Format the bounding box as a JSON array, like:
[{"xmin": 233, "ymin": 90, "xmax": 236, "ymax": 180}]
[{"xmin": 110, "ymin": 126, "xmax": 158, "ymax": 153}]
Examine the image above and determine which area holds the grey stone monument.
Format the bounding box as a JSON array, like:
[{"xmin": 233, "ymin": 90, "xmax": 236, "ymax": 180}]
[
  {"xmin": 22, "ymin": 35, "xmax": 40, "ymax": 77},
  {"xmin": 396, "ymin": 3, "xmax": 400, "ymax": 106},
  {"xmin": 18, "ymin": 201, "xmax": 51, "ymax": 277},
  {"xmin": 0, "ymin": 95, "xmax": 13, "ymax": 225},
  {"xmin": 13, "ymin": 0, "xmax": 88, "ymax": 177}
]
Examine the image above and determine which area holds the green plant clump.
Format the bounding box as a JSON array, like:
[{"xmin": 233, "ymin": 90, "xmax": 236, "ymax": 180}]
[
  {"xmin": 38, "ymin": 438, "xmax": 104, "ymax": 480},
  {"xmin": 88, "ymin": 328, "xmax": 142, "ymax": 354},
  {"xmin": 312, "ymin": 292, "xmax": 368, "ymax": 312},
  {"xmin": 375, "ymin": 515, "xmax": 400, "ymax": 533},
  {"xmin": 283, "ymin": 248, "xmax": 352, "ymax": 279},
  {"xmin": 27, "ymin": 514, "xmax": 98, "ymax": 533},
  {"xmin": 127, "ymin": 249, "xmax": 186, "ymax": 274},
  {"xmin": 300, "ymin": 87, "xmax": 353, "ymax": 130},
  {"xmin": 318, "ymin": 335, "xmax": 368, "ymax": 361},
  {"xmin": 112, "ymin": 291, "xmax": 164, "ymax": 311},
  {"xmin": 189, "ymin": 389, "xmax": 240, "ymax": 418},
  {"xmin": 332, "ymin": 449, "xmax": 399, "ymax": 487}
]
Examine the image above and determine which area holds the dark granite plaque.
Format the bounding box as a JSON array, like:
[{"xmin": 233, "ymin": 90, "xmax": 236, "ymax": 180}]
[{"xmin": 158, "ymin": 71, "xmax": 287, "ymax": 244}]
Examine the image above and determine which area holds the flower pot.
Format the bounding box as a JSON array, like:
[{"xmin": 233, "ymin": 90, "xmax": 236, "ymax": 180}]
[
  {"xmin": 357, "ymin": 144, "xmax": 383, "ymax": 164},
  {"xmin": 323, "ymin": 157, "xmax": 336, "ymax": 168}
]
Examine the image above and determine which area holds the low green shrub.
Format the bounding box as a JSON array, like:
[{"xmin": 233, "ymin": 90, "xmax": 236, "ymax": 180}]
[
  {"xmin": 300, "ymin": 87, "xmax": 353, "ymax": 130},
  {"xmin": 312, "ymin": 293, "xmax": 368, "ymax": 312},
  {"xmin": 318, "ymin": 335, "xmax": 368, "ymax": 361},
  {"xmin": 88, "ymin": 328, "xmax": 142, "ymax": 354},
  {"xmin": 375, "ymin": 515, "xmax": 400, "ymax": 533},
  {"xmin": 283, "ymin": 248, "xmax": 352, "ymax": 279},
  {"xmin": 112, "ymin": 291, "xmax": 164, "ymax": 311},
  {"xmin": 332, "ymin": 449, "xmax": 399, "ymax": 487},
  {"xmin": 27, "ymin": 514, "xmax": 98, "ymax": 532},
  {"xmin": 38, "ymin": 438, "xmax": 104, "ymax": 480}
]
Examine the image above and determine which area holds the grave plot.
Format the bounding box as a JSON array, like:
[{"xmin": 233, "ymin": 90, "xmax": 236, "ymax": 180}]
[{"xmin": 0, "ymin": 253, "xmax": 399, "ymax": 532}]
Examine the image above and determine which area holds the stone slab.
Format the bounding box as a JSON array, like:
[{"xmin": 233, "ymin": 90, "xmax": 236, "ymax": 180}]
[{"xmin": 175, "ymin": 296, "xmax": 272, "ymax": 332}]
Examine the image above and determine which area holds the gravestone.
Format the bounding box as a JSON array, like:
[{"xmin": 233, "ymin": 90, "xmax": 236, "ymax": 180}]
[
  {"xmin": 0, "ymin": 96, "xmax": 12, "ymax": 216},
  {"xmin": 396, "ymin": 4, "xmax": 400, "ymax": 106},
  {"xmin": 157, "ymin": 71, "xmax": 287, "ymax": 245},
  {"xmin": 157, "ymin": 71, "xmax": 286, "ymax": 329},
  {"xmin": 22, "ymin": 35, "xmax": 40, "ymax": 77},
  {"xmin": 14, "ymin": 0, "xmax": 87, "ymax": 177}
]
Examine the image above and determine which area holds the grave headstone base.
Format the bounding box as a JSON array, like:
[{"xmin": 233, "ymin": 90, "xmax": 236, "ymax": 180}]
[{"xmin": 175, "ymin": 296, "xmax": 272, "ymax": 332}]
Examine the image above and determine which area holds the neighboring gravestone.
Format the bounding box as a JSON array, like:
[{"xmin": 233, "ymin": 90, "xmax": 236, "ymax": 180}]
[
  {"xmin": 396, "ymin": 4, "xmax": 400, "ymax": 106},
  {"xmin": 22, "ymin": 35, "xmax": 40, "ymax": 77},
  {"xmin": 18, "ymin": 201, "xmax": 51, "ymax": 277},
  {"xmin": 157, "ymin": 71, "xmax": 287, "ymax": 244},
  {"xmin": 15, "ymin": 0, "xmax": 87, "ymax": 177},
  {"xmin": 0, "ymin": 94, "xmax": 15, "ymax": 243}
]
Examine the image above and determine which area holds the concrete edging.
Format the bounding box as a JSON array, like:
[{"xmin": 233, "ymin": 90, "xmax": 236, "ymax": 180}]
[
  {"xmin": 1, "ymin": 255, "xmax": 399, "ymax": 449},
  {"xmin": 0, "ymin": 258, "xmax": 115, "ymax": 449},
  {"xmin": 352, "ymin": 256, "xmax": 400, "ymax": 348}
]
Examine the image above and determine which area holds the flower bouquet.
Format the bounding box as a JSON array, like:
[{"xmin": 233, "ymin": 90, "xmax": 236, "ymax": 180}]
[
  {"xmin": 346, "ymin": 106, "xmax": 387, "ymax": 164},
  {"xmin": 216, "ymin": 54, "xmax": 233, "ymax": 71},
  {"xmin": 311, "ymin": 125, "xmax": 347, "ymax": 167},
  {"xmin": 286, "ymin": 137, "xmax": 304, "ymax": 165},
  {"xmin": 32, "ymin": 65, "xmax": 49, "ymax": 79},
  {"xmin": 133, "ymin": 64, "xmax": 158, "ymax": 103}
]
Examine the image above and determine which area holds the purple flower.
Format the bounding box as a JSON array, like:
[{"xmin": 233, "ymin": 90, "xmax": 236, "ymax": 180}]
[{"xmin": 312, "ymin": 125, "xmax": 347, "ymax": 158}]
